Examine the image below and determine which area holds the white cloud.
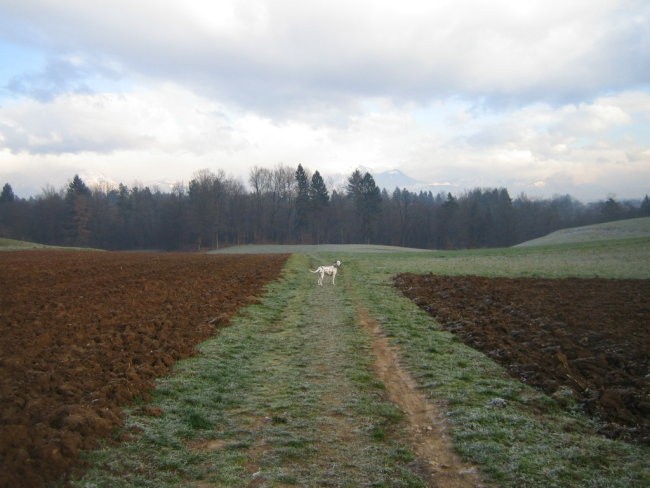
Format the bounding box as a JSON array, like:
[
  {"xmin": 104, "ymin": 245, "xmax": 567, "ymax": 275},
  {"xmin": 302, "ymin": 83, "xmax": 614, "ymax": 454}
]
[
  {"xmin": 0, "ymin": 83, "xmax": 245, "ymax": 155},
  {"xmin": 3, "ymin": 0, "xmax": 648, "ymax": 111},
  {"xmin": 399, "ymin": 91, "xmax": 650, "ymax": 198},
  {"xmin": 2, "ymin": 85, "xmax": 649, "ymax": 200}
]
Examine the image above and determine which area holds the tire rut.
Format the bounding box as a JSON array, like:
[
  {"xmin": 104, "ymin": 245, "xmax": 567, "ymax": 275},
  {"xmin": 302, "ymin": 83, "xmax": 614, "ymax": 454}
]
[{"xmin": 353, "ymin": 300, "xmax": 485, "ymax": 488}]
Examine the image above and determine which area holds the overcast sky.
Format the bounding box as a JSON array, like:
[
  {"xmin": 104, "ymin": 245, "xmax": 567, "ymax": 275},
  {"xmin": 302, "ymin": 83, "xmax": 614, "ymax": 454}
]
[{"xmin": 1, "ymin": 0, "xmax": 648, "ymax": 201}]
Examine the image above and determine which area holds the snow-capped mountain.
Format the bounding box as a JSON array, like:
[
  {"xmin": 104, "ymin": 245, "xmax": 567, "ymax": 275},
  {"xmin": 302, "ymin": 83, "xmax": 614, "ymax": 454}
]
[
  {"xmin": 372, "ymin": 169, "xmax": 422, "ymax": 191},
  {"xmin": 324, "ymin": 167, "xmax": 455, "ymax": 195}
]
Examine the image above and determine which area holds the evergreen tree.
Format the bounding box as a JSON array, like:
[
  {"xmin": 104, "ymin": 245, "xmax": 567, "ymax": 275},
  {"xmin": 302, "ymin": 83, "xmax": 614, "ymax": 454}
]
[
  {"xmin": 309, "ymin": 171, "xmax": 329, "ymax": 209},
  {"xmin": 640, "ymin": 195, "xmax": 650, "ymax": 216},
  {"xmin": 294, "ymin": 164, "xmax": 310, "ymax": 240},
  {"xmin": 0, "ymin": 183, "xmax": 17, "ymax": 239},
  {"xmin": 344, "ymin": 169, "xmax": 364, "ymax": 241},
  {"xmin": 601, "ymin": 197, "xmax": 622, "ymax": 221},
  {"xmin": 65, "ymin": 175, "xmax": 91, "ymax": 201},
  {"xmin": 115, "ymin": 184, "xmax": 132, "ymax": 248},
  {"xmin": 346, "ymin": 170, "xmax": 381, "ymax": 243},
  {"xmin": 64, "ymin": 175, "xmax": 92, "ymax": 246},
  {"xmin": 358, "ymin": 172, "xmax": 381, "ymax": 243},
  {"xmin": 0, "ymin": 183, "xmax": 15, "ymax": 203},
  {"xmin": 438, "ymin": 193, "xmax": 459, "ymax": 248},
  {"xmin": 309, "ymin": 170, "xmax": 329, "ymax": 243},
  {"xmin": 346, "ymin": 169, "xmax": 363, "ymax": 200}
]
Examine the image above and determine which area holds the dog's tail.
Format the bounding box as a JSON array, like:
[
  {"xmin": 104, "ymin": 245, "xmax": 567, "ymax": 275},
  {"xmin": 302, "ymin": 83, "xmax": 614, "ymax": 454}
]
[{"xmin": 309, "ymin": 269, "xmax": 319, "ymax": 273}]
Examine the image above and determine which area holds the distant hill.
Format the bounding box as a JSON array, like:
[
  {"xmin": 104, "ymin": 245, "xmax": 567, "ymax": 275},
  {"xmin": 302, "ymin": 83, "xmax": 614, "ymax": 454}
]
[
  {"xmin": 209, "ymin": 243, "xmax": 430, "ymax": 254},
  {"xmin": 0, "ymin": 238, "xmax": 56, "ymax": 250},
  {"xmin": 0, "ymin": 238, "xmax": 101, "ymax": 251},
  {"xmin": 514, "ymin": 217, "xmax": 650, "ymax": 247}
]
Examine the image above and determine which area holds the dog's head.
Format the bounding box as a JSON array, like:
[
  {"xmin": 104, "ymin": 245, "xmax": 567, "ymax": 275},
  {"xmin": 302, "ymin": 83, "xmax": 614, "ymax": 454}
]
[{"xmin": 335, "ymin": 260, "xmax": 341, "ymax": 267}]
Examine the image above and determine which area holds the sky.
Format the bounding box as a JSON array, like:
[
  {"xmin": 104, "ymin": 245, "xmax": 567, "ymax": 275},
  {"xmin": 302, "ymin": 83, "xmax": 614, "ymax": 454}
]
[{"xmin": 0, "ymin": 0, "xmax": 648, "ymax": 202}]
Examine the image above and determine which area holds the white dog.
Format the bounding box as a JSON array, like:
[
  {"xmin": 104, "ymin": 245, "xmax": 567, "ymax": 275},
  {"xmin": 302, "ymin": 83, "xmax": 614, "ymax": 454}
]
[{"xmin": 310, "ymin": 260, "xmax": 341, "ymax": 286}]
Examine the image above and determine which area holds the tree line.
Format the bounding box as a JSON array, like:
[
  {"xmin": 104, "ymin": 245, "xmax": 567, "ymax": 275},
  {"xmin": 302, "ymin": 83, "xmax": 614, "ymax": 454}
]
[{"xmin": 1, "ymin": 164, "xmax": 648, "ymax": 251}]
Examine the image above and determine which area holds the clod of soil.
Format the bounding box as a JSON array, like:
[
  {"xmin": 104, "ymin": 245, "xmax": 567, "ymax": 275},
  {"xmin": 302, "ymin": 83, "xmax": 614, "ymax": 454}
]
[
  {"xmin": 0, "ymin": 251, "xmax": 288, "ymax": 488},
  {"xmin": 394, "ymin": 274, "xmax": 649, "ymax": 444}
]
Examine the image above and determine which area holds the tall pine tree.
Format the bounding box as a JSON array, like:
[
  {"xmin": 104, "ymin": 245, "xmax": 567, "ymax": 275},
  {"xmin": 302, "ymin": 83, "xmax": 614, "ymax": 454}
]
[
  {"xmin": 294, "ymin": 164, "xmax": 310, "ymax": 241},
  {"xmin": 64, "ymin": 175, "xmax": 92, "ymax": 246},
  {"xmin": 0, "ymin": 183, "xmax": 15, "ymax": 203},
  {"xmin": 358, "ymin": 172, "xmax": 381, "ymax": 243},
  {"xmin": 309, "ymin": 170, "xmax": 329, "ymax": 243},
  {"xmin": 309, "ymin": 171, "xmax": 329, "ymax": 209},
  {"xmin": 346, "ymin": 170, "xmax": 381, "ymax": 243}
]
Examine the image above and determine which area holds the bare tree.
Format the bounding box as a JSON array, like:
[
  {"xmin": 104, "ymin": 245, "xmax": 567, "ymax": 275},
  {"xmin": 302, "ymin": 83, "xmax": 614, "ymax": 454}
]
[{"xmin": 189, "ymin": 169, "xmax": 226, "ymax": 249}]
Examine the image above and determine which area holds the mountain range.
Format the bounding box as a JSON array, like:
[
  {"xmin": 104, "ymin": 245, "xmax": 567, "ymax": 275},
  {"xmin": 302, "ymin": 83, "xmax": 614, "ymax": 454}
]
[{"xmin": 326, "ymin": 167, "xmax": 455, "ymax": 195}]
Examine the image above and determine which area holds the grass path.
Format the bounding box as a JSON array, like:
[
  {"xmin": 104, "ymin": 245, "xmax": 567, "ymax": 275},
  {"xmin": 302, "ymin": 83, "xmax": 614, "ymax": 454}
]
[{"xmin": 75, "ymin": 254, "xmax": 464, "ymax": 487}]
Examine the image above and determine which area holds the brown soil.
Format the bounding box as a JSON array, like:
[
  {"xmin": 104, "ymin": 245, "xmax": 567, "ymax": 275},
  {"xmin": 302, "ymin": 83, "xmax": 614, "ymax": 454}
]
[
  {"xmin": 0, "ymin": 251, "xmax": 288, "ymax": 488},
  {"xmin": 393, "ymin": 274, "xmax": 649, "ymax": 444}
]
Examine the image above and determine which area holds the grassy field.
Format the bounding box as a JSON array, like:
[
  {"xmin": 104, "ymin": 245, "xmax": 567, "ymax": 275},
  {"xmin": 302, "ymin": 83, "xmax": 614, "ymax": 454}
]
[
  {"xmin": 209, "ymin": 243, "xmax": 431, "ymax": 254},
  {"xmin": 0, "ymin": 237, "xmax": 101, "ymax": 252},
  {"xmin": 70, "ymin": 232, "xmax": 650, "ymax": 487},
  {"xmin": 0, "ymin": 237, "xmax": 60, "ymax": 250},
  {"xmin": 515, "ymin": 216, "xmax": 650, "ymax": 247}
]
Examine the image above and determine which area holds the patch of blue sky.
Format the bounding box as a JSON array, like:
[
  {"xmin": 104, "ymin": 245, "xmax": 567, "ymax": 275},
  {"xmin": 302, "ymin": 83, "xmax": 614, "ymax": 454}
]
[
  {"xmin": 0, "ymin": 40, "xmax": 45, "ymax": 89},
  {"xmin": 411, "ymin": 97, "xmax": 508, "ymax": 136},
  {"xmin": 76, "ymin": 65, "xmax": 135, "ymax": 95},
  {"xmin": 1, "ymin": 40, "xmax": 134, "ymax": 102}
]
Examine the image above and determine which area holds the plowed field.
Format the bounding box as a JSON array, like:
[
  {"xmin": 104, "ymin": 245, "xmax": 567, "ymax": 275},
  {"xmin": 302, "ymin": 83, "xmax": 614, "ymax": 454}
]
[
  {"xmin": 394, "ymin": 274, "xmax": 649, "ymax": 444},
  {"xmin": 0, "ymin": 251, "xmax": 288, "ymax": 488}
]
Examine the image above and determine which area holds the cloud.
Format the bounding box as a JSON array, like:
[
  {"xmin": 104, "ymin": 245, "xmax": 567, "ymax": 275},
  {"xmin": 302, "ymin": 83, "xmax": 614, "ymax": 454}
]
[
  {"xmin": 1, "ymin": 82, "xmax": 648, "ymax": 201},
  {"xmin": 400, "ymin": 91, "xmax": 650, "ymax": 197},
  {"xmin": 6, "ymin": 56, "xmax": 92, "ymax": 102},
  {"xmin": 2, "ymin": 0, "xmax": 648, "ymax": 114},
  {"xmin": 0, "ymin": 83, "xmax": 245, "ymax": 155},
  {"xmin": 0, "ymin": 1, "xmax": 648, "ymax": 202}
]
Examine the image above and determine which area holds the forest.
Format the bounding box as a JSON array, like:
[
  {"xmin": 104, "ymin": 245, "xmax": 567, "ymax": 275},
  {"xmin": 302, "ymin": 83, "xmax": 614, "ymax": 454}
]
[{"xmin": 1, "ymin": 164, "xmax": 648, "ymax": 251}]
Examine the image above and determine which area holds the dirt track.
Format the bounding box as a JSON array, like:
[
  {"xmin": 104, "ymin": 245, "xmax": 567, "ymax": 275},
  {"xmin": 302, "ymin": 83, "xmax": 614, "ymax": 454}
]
[
  {"xmin": 394, "ymin": 274, "xmax": 649, "ymax": 444},
  {"xmin": 358, "ymin": 306, "xmax": 483, "ymax": 488},
  {"xmin": 0, "ymin": 251, "xmax": 288, "ymax": 488}
]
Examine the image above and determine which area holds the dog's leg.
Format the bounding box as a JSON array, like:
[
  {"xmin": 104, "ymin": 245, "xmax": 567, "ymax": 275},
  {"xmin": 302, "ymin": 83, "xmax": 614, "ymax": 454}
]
[{"xmin": 310, "ymin": 267, "xmax": 323, "ymax": 285}]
